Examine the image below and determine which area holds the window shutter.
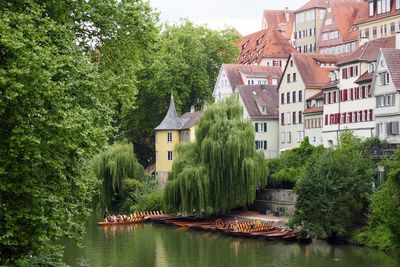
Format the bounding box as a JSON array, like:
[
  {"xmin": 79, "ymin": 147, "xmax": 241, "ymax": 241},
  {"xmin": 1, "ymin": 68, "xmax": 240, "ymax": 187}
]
[
  {"xmin": 376, "ymin": 97, "xmax": 380, "ymax": 107},
  {"xmin": 264, "ymin": 123, "xmax": 267, "ymax": 132},
  {"xmin": 264, "ymin": 141, "xmax": 267, "ymax": 150},
  {"xmin": 392, "ymin": 94, "xmax": 396, "ymax": 106},
  {"xmin": 325, "ymin": 114, "xmax": 328, "ymax": 125},
  {"xmin": 376, "ymin": 123, "xmax": 380, "ymax": 135},
  {"xmin": 255, "ymin": 141, "xmax": 258, "ymax": 149},
  {"xmin": 255, "ymin": 123, "xmax": 259, "ymax": 132}
]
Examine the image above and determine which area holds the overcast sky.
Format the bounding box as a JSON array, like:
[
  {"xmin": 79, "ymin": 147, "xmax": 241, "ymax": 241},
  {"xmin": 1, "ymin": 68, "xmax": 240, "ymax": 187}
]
[{"xmin": 149, "ymin": 0, "xmax": 308, "ymax": 36}]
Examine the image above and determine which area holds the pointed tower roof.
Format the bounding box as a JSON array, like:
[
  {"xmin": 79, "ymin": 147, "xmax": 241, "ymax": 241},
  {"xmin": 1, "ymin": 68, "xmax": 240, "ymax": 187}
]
[{"xmin": 155, "ymin": 95, "xmax": 184, "ymax": 131}]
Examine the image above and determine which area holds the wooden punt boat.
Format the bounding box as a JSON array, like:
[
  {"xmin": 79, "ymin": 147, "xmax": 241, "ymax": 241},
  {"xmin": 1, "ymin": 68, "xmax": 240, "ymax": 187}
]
[
  {"xmin": 282, "ymin": 232, "xmax": 298, "ymax": 241},
  {"xmin": 97, "ymin": 218, "xmax": 144, "ymax": 226},
  {"xmin": 263, "ymin": 230, "xmax": 293, "ymax": 241}
]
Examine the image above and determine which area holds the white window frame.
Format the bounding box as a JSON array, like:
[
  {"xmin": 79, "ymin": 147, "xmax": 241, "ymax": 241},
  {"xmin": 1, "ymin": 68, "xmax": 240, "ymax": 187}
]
[
  {"xmin": 167, "ymin": 132, "xmax": 173, "ymax": 142},
  {"xmin": 167, "ymin": 151, "xmax": 173, "ymax": 161}
]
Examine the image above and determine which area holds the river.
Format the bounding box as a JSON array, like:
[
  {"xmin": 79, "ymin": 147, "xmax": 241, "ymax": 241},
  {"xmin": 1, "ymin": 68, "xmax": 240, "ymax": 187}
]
[{"xmin": 63, "ymin": 216, "xmax": 399, "ymax": 267}]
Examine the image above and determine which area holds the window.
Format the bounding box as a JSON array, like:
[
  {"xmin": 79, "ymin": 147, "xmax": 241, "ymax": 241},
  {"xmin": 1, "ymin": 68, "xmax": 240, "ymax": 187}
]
[
  {"xmin": 167, "ymin": 132, "xmax": 173, "ymax": 142},
  {"xmin": 325, "ymin": 18, "xmax": 332, "ymax": 26},
  {"xmin": 293, "ymin": 73, "xmax": 297, "ymax": 82},
  {"xmin": 281, "ymin": 132, "xmax": 286, "ymax": 143},
  {"xmin": 167, "ymin": 151, "xmax": 173, "ymax": 161},
  {"xmin": 281, "ymin": 113, "xmax": 285, "ymax": 125},
  {"xmin": 297, "ymin": 131, "xmax": 304, "ymax": 143},
  {"xmin": 292, "ymin": 112, "xmax": 297, "ymax": 124},
  {"xmin": 287, "ymin": 92, "xmax": 291, "ymax": 104},
  {"xmin": 397, "ymin": 0, "xmax": 400, "ymax": 9},
  {"xmin": 299, "ymin": 90, "xmax": 303, "ymax": 102},
  {"xmin": 255, "ymin": 140, "xmax": 268, "ymax": 150},
  {"xmin": 290, "ymin": 60, "xmax": 294, "ymax": 67},
  {"xmin": 299, "ymin": 111, "xmax": 303, "ymax": 124},
  {"xmin": 281, "ymin": 93, "xmax": 285, "ymax": 104},
  {"xmin": 256, "ymin": 122, "xmax": 267, "ymax": 133},
  {"xmin": 369, "ymin": 0, "xmax": 375, "ymax": 16},
  {"xmin": 286, "ymin": 112, "xmax": 292, "ymax": 125},
  {"xmin": 287, "ymin": 74, "xmax": 291, "ymax": 83},
  {"xmin": 380, "ymin": 72, "xmax": 390, "ymax": 85},
  {"xmin": 292, "ymin": 91, "xmax": 297, "ymax": 103},
  {"xmin": 287, "ymin": 132, "xmax": 292, "ymax": 143}
]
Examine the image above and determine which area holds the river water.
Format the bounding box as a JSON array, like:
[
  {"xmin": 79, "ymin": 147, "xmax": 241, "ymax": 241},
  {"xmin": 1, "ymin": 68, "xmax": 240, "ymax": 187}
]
[{"xmin": 63, "ymin": 216, "xmax": 399, "ymax": 267}]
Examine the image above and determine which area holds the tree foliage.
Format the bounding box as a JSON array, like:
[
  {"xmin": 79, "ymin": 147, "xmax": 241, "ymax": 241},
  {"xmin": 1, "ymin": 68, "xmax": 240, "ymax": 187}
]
[
  {"xmin": 0, "ymin": 0, "xmax": 158, "ymax": 265},
  {"xmin": 290, "ymin": 132, "xmax": 375, "ymax": 240},
  {"xmin": 165, "ymin": 97, "xmax": 268, "ymax": 215},
  {"xmin": 123, "ymin": 21, "xmax": 240, "ymax": 166},
  {"xmin": 91, "ymin": 141, "xmax": 144, "ymax": 210},
  {"xmin": 356, "ymin": 150, "xmax": 400, "ymax": 251}
]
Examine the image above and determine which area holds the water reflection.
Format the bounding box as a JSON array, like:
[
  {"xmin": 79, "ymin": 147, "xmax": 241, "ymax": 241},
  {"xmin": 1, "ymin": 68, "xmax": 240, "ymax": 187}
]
[{"xmin": 63, "ymin": 219, "xmax": 399, "ymax": 267}]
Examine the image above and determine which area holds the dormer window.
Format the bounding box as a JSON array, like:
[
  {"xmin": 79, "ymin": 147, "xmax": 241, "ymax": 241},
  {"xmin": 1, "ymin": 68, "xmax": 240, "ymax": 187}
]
[
  {"xmin": 242, "ymin": 41, "xmax": 249, "ymax": 49},
  {"xmin": 261, "ymin": 107, "xmax": 267, "ymax": 114},
  {"xmin": 368, "ymin": 63, "xmax": 375, "ymax": 73},
  {"xmin": 325, "ymin": 18, "xmax": 332, "ymax": 26},
  {"xmin": 369, "ymin": 1, "xmax": 375, "ymax": 16},
  {"xmin": 256, "ymin": 36, "xmax": 264, "ymax": 45}
]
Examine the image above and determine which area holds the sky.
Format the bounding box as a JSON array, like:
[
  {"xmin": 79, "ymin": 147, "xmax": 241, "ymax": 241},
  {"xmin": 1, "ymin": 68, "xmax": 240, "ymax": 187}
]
[{"xmin": 149, "ymin": 0, "xmax": 308, "ymax": 36}]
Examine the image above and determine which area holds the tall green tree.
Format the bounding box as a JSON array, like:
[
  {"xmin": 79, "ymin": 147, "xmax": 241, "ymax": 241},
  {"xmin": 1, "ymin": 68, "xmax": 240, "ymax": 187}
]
[
  {"xmin": 165, "ymin": 97, "xmax": 268, "ymax": 215},
  {"xmin": 290, "ymin": 132, "xmax": 375, "ymax": 241},
  {"xmin": 0, "ymin": 0, "xmax": 158, "ymax": 265},
  {"xmin": 123, "ymin": 21, "xmax": 240, "ymax": 166}
]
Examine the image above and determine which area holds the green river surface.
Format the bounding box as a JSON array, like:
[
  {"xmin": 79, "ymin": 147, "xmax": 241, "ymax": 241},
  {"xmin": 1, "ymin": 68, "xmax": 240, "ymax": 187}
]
[{"xmin": 63, "ymin": 215, "xmax": 399, "ymax": 267}]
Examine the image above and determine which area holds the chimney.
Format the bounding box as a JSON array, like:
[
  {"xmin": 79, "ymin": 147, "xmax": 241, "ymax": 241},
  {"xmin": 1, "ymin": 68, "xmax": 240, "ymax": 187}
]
[
  {"xmin": 396, "ymin": 31, "xmax": 400, "ymax": 49},
  {"xmin": 285, "ymin": 7, "xmax": 289, "ymax": 23},
  {"xmin": 190, "ymin": 105, "xmax": 195, "ymax": 113},
  {"xmin": 359, "ymin": 37, "xmax": 369, "ymax": 47}
]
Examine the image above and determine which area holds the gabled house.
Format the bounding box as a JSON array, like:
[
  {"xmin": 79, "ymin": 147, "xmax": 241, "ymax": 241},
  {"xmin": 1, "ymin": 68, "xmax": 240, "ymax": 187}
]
[
  {"xmin": 318, "ymin": 0, "xmax": 366, "ymax": 55},
  {"xmin": 373, "ymin": 47, "xmax": 400, "ymax": 145},
  {"xmin": 321, "ymin": 36, "xmax": 395, "ymax": 147},
  {"xmin": 212, "ymin": 64, "xmax": 282, "ymax": 102},
  {"xmin": 237, "ymin": 85, "xmax": 280, "ymax": 158},
  {"xmin": 154, "ymin": 95, "xmax": 201, "ymax": 185},
  {"xmin": 356, "ymin": 0, "xmax": 400, "ymax": 43},
  {"xmin": 294, "ymin": 0, "xmax": 329, "ymax": 53},
  {"xmin": 237, "ymin": 28, "xmax": 297, "ymax": 69},
  {"xmin": 262, "ymin": 9, "xmax": 295, "ymax": 42},
  {"xmin": 278, "ymin": 53, "xmax": 338, "ymax": 151}
]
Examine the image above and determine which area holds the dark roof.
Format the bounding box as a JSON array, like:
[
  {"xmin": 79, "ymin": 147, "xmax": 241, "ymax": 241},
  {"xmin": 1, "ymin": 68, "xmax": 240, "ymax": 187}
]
[
  {"xmin": 304, "ymin": 106, "xmax": 324, "ymax": 114},
  {"xmin": 291, "ymin": 53, "xmax": 339, "ymax": 88},
  {"xmin": 337, "ymin": 36, "xmax": 395, "ymax": 65},
  {"xmin": 382, "ymin": 48, "xmax": 400, "ymax": 90},
  {"xmin": 355, "ymin": 71, "xmax": 373, "ymax": 84},
  {"xmin": 237, "ymin": 28, "xmax": 297, "ymax": 65},
  {"xmin": 237, "ymin": 85, "xmax": 279, "ymax": 120},
  {"xmin": 155, "ymin": 96, "xmax": 201, "ymax": 131},
  {"xmin": 263, "ymin": 10, "xmax": 295, "ymax": 40},
  {"xmin": 181, "ymin": 111, "xmax": 202, "ymax": 130},
  {"xmin": 295, "ymin": 0, "xmax": 329, "ymax": 13},
  {"xmin": 223, "ymin": 64, "xmax": 282, "ymax": 89}
]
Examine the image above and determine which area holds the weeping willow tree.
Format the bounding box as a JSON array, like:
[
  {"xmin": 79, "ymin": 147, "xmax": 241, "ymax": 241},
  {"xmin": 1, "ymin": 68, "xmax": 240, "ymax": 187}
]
[
  {"xmin": 91, "ymin": 141, "xmax": 144, "ymax": 208},
  {"xmin": 165, "ymin": 96, "xmax": 268, "ymax": 215}
]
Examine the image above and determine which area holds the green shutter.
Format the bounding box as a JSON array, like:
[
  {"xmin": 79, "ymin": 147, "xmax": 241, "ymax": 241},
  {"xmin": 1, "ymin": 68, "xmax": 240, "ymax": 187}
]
[
  {"xmin": 264, "ymin": 122, "xmax": 267, "ymax": 132},
  {"xmin": 264, "ymin": 141, "xmax": 267, "ymax": 150},
  {"xmin": 255, "ymin": 123, "xmax": 259, "ymax": 132}
]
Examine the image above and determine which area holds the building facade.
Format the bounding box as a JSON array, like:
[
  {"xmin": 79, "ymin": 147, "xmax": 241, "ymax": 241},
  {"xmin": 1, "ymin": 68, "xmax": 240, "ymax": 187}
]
[
  {"xmin": 237, "ymin": 85, "xmax": 280, "ymax": 158},
  {"xmin": 373, "ymin": 48, "xmax": 400, "ymax": 145},
  {"xmin": 262, "ymin": 8, "xmax": 295, "ymax": 43},
  {"xmin": 304, "ymin": 91, "xmax": 324, "ymax": 146},
  {"xmin": 279, "ymin": 53, "xmax": 338, "ymax": 151},
  {"xmin": 294, "ymin": 0, "xmax": 329, "ymax": 53}
]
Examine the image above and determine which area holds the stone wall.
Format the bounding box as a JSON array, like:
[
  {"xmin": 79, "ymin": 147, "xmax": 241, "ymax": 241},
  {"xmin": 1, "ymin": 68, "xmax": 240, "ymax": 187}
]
[{"xmin": 250, "ymin": 189, "xmax": 297, "ymax": 215}]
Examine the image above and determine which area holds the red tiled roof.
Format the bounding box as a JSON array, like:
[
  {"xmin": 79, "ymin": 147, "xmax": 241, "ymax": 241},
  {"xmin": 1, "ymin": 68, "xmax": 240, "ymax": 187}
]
[
  {"xmin": 381, "ymin": 48, "xmax": 400, "ymax": 91},
  {"xmin": 337, "ymin": 36, "xmax": 395, "ymax": 65},
  {"xmin": 295, "ymin": 0, "xmax": 329, "ymax": 13},
  {"xmin": 318, "ymin": 1, "xmax": 366, "ymax": 50},
  {"xmin": 355, "ymin": 71, "xmax": 373, "ymax": 83},
  {"xmin": 237, "ymin": 85, "xmax": 279, "ymax": 120},
  {"xmin": 263, "ymin": 10, "xmax": 295, "ymax": 40},
  {"xmin": 223, "ymin": 64, "xmax": 282, "ymax": 90},
  {"xmin": 355, "ymin": 0, "xmax": 400, "ymax": 25},
  {"xmin": 307, "ymin": 90, "xmax": 324, "ymax": 100},
  {"xmin": 304, "ymin": 106, "xmax": 324, "ymax": 114},
  {"xmin": 237, "ymin": 28, "xmax": 297, "ymax": 65},
  {"xmin": 291, "ymin": 53, "xmax": 339, "ymax": 88}
]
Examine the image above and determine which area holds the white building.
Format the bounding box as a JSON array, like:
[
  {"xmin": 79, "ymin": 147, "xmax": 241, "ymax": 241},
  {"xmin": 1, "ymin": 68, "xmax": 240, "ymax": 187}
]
[
  {"xmin": 237, "ymin": 85, "xmax": 279, "ymax": 159},
  {"xmin": 304, "ymin": 91, "xmax": 324, "ymax": 146},
  {"xmin": 278, "ymin": 53, "xmax": 338, "ymax": 151},
  {"xmin": 212, "ymin": 64, "xmax": 281, "ymax": 102},
  {"xmin": 322, "ymin": 36, "xmax": 395, "ymax": 147},
  {"xmin": 373, "ymin": 48, "xmax": 400, "ymax": 145}
]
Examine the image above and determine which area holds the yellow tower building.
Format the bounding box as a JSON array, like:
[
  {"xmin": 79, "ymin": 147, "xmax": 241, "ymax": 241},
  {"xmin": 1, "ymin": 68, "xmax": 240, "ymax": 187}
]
[{"xmin": 155, "ymin": 95, "xmax": 201, "ymax": 186}]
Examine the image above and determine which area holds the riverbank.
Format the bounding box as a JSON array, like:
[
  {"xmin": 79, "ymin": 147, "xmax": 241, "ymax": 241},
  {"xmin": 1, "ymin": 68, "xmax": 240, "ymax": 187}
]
[{"xmin": 230, "ymin": 211, "xmax": 289, "ymax": 227}]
